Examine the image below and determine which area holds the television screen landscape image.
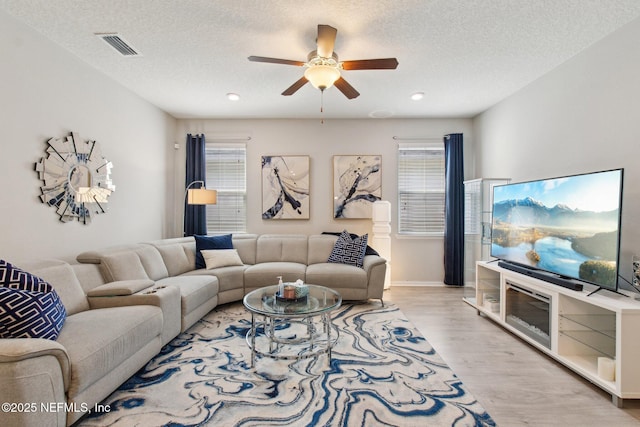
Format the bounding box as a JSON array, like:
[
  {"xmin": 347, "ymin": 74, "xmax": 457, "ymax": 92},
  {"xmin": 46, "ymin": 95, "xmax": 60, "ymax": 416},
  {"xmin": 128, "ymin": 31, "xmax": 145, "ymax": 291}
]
[{"xmin": 491, "ymin": 169, "xmax": 623, "ymax": 291}]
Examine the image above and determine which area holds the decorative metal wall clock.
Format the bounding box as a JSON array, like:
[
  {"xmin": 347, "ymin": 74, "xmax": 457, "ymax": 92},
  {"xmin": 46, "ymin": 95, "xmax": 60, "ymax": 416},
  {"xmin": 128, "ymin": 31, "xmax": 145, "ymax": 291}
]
[{"xmin": 35, "ymin": 132, "xmax": 115, "ymax": 224}]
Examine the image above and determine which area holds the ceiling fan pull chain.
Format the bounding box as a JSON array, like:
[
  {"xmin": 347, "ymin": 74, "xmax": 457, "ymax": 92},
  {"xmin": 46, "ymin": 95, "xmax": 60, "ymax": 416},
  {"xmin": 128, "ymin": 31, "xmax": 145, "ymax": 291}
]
[{"xmin": 321, "ymin": 89, "xmax": 325, "ymax": 124}]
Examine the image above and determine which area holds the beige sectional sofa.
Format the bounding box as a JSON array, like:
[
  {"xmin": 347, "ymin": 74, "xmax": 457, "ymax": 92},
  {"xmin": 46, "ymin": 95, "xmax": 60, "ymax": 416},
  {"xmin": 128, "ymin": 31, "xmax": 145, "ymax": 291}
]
[
  {"xmin": 0, "ymin": 233, "xmax": 386, "ymax": 426},
  {"xmin": 0, "ymin": 259, "xmax": 178, "ymax": 427}
]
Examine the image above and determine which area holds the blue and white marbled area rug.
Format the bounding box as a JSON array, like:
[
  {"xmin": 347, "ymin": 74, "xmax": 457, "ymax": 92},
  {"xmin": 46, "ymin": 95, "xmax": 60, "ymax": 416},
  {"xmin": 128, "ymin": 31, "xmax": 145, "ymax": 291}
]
[{"xmin": 80, "ymin": 302, "xmax": 495, "ymax": 427}]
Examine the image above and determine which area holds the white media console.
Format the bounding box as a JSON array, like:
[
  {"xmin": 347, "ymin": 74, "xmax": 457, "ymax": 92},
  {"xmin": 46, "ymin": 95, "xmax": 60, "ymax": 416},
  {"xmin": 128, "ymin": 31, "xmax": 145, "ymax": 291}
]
[{"xmin": 473, "ymin": 261, "xmax": 640, "ymax": 406}]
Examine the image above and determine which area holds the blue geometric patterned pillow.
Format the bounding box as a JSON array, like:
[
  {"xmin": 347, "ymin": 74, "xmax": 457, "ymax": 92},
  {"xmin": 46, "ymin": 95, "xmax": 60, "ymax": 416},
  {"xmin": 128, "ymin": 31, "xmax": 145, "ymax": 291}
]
[
  {"xmin": 0, "ymin": 260, "xmax": 67, "ymax": 340},
  {"xmin": 327, "ymin": 230, "xmax": 368, "ymax": 269}
]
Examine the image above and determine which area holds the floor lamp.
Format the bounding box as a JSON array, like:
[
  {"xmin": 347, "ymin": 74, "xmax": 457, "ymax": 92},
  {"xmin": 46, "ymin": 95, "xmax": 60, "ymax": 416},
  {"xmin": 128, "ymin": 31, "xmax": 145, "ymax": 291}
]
[{"xmin": 184, "ymin": 180, "xmax": 217, "ymax": 236}]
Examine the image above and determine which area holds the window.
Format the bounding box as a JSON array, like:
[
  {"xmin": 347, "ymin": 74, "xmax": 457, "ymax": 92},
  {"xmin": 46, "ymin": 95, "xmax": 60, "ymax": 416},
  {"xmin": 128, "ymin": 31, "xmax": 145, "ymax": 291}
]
[
  {"xmin": 205, "ymin": 143, "xmax": 246, "ymax": 233},
  {"xmin": 397, "ymin": 142, "xmax": 445, "ymax": 235},
  {"xmin": 464, "ymin": 179, "xmax": 481, "ymax": 235}
]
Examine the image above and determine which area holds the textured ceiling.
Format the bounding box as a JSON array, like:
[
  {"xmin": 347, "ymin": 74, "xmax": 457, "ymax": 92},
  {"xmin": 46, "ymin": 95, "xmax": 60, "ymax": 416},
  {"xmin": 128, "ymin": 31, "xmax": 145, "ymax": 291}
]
[{"xmin": 2, "ymin": 0, "xmax": 640, "ymax": 119}]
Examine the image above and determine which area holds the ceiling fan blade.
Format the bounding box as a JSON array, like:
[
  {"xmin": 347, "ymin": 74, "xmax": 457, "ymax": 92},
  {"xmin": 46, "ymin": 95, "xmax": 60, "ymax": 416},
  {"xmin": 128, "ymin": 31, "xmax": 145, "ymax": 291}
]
[
  {"xmin": 341, "ymin": 58, "xmax": 399, "ymax": 70},
  {"xmin": 334, "ymin": 77, "xmax": 360, "ymax": 99},
  {"xmin": 282, "ymin": 76, "xmax": 309, "ymax": 96},
  {"xmin": 248, "ymin": 56, "xmax": 305, "ymax": 66},
  {"xmin": 316, "ymin": 24, "xmax": 337, "ymax": 58}
]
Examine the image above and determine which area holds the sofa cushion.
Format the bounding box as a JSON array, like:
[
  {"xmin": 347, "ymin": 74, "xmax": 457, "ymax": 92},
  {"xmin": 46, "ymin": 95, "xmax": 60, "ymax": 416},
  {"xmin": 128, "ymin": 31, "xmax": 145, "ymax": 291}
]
[
  {"xmin": 56, "ymin": 305, "xmax": 162, "ymax": 396},
  {"xmin": 0, "ymin": 260, "xmax": 67, "ymax": 340},
  {"xmin": 181, "ymin": 266, "xmax": 246, "ymax": 294},
  {"xmin": 71, "ymin": 263, "xmax": 107, "ymax": 295},
  {"xmin": 202, "ymin": 249, "xmax": 244, "ymax": 270},
  {"xmin": 156, "ymin": 275, "xmax": 219, "ymax": 314},
  {"xmin": 308, "ymin": 235, "xmax": 340, "ymax": 265},
  {"xmin": 153, "ymin": 242, "xmax": 194, "ymax": 276},
  {"xmin": 306, "ymin": 262, "xmax": 368, "ymax": 289},
  {"xmin": 101, "ymin": 252, "xmax": 149, "ymax": 282},
  {"xmin": 22, "ymin": 259, "xmax": 90, "ymax": 315},
  {"xmin": 231, "ymin": 234, "xmax": 258, "ymax": 265},
  {"xmin": 134, "ymin": 246, "xmax": 169, "ymax": 281},
  {"xmin": 194, "ymin": 234, "xmax": 233, "ymax": 269},
  {"xmin": 327, "ymin": 230, "xmax": 368, "ymax": 268},
  {"xmin": 244, "ymin": 262, "xmax": 307, "ymax": 289},
  {"xmin": 255, "ymin": 235, "xmax": 308, "ymax": 264}
]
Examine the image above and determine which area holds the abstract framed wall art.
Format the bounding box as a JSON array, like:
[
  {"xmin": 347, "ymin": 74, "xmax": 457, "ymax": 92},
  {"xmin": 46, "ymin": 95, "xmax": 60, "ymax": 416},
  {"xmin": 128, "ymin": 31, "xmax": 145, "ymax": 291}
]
[
  {"xmin": 262, "ymin": 155, "xmax": 310, "ymax": 219},
  {"xmin": 333, "ymin": 155, "xmax": 381, "ymax": 219}
]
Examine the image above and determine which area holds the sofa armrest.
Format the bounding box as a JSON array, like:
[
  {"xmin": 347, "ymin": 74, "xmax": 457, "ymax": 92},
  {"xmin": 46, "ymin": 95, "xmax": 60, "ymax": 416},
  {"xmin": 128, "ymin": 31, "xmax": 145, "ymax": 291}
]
[
  {"xmin": 86, "ymin": 279, "xmax": 155, "ymax": 297},
  {"xmin": 0, "ymin": 338, "xmax": 70, "ymax": 390},
  {"xmin": 87, "ymin": 285, "xmax": 182, "ymax": 345},
  {"xmin": 362, "ymin": 255, "xmax": 386, "ymax": 271},
  {"xmin": 0, "ymin": 338, "xmax": 70, "ymax": 427},
  {"xmin": 362, "ymin": 255, "xmax": 387, "ymax": 301}
]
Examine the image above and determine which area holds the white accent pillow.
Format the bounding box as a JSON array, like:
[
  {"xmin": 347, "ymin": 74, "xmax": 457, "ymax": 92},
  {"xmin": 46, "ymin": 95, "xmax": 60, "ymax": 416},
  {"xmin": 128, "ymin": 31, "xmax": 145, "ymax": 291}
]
[{"xmin": 201, "ymin": 249, "xmax": 244, "ymax": 270}]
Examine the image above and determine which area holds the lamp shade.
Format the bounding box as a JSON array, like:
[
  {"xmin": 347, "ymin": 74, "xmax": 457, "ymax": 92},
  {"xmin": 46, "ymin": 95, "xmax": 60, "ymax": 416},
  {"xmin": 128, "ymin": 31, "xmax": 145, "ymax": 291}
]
[
  {"xmin": 187, "ymin": 188, "xmax": 217, "ymax": 205},
  {"xmin": 304, "ymin": 65, "xmax": 341, "ymax": 90}
]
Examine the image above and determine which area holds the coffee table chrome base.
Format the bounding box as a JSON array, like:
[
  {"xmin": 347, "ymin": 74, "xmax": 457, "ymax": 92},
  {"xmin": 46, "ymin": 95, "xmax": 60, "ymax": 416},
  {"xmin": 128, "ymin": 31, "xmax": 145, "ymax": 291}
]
[{"xmin": 246, "ymin": 312, "xmax": 339, "ymax": 367}]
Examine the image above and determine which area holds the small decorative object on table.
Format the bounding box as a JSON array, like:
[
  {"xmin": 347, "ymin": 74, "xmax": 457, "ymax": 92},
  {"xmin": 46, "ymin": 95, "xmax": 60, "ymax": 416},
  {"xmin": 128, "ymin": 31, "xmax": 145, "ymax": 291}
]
[{"xmin": 276, "ymin": 279, "xmax": 308, "ymax": 303}]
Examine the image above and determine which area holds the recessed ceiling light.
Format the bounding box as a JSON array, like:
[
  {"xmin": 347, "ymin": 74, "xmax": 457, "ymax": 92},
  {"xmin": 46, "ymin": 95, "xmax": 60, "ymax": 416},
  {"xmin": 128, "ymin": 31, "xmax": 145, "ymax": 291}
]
[
  {"xmin": 226, "ymin": 93, "xmax": 240, "ymax": 101},
  {"xmin": 411, "ymin": 92, "xmax": 424, "ymax": 101}
]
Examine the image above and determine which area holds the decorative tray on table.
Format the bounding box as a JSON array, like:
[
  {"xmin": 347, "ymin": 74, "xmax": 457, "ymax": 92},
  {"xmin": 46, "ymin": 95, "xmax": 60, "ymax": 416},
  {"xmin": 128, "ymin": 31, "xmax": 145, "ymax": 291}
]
[
  {"xmin": 275, "ymin": 293, "xmax": 308, "ymax": 304},
  {"xmin": 275, "ymin": 281, "xmax": 309, "ymax": 304}
]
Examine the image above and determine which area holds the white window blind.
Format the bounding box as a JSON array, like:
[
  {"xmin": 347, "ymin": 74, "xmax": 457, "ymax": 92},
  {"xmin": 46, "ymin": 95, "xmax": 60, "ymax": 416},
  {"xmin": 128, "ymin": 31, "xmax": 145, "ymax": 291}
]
[
  {"xmin": 397, "ymin": 143, "xmax": 445, "ymax": 235},
  {"xmin": 205, "ymin": 143, "xmax": 246, "ymax": 233},
  {"xmin": 464, "ymin": 180, "xmax": 481, "ymax": 235}
]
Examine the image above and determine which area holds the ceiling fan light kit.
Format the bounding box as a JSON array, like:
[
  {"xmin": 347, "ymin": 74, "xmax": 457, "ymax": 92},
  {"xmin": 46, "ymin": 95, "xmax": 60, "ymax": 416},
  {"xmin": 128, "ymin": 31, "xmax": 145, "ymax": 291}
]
[
  {"xmin": 304, "ymin": 65, "xmax": 341, "ymax": 90},
  {"xmin": 249, "ymin": 24, "xmax": 398, "ymax": 100},
  {"xmin": 304, "ymin": 51, "xmax": 341, "ymax": 90}
]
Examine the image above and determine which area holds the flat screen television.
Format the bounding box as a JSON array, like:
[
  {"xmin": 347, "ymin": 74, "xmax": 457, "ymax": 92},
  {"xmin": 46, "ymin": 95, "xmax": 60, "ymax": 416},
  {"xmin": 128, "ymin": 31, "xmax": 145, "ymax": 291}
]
[{"xmin": 490, "ymin": 169, "xmax": 624, "ymax": 292}]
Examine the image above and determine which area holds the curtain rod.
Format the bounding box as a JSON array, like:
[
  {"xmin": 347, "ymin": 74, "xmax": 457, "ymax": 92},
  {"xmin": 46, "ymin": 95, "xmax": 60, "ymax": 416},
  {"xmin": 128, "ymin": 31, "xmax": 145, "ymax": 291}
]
[
  {"xmin": 208, "ymin": 136, "xmax": 252, "ymax": 142},
  {"xmin": 392, "ymin": 136, "xmax": 442, "ymax": 141}
]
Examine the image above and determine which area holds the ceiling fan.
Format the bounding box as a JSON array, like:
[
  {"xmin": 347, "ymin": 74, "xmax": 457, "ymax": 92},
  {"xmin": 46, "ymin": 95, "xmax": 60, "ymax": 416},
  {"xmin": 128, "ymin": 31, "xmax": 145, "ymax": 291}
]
[{"xmin": 248, "ymin": 24, "xmax": 398, "ymax": 99}]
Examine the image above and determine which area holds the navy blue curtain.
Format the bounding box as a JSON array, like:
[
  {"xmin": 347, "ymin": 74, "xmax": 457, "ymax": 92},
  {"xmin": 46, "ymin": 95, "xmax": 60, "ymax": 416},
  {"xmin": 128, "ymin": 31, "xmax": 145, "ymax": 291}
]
[
  {"xmin": 443, "ymin": 133, "xmax": 464, "ymax": 285},
  {"xmin": 184, "ymin": 134, "xmax": 207, "ymax": 236}
]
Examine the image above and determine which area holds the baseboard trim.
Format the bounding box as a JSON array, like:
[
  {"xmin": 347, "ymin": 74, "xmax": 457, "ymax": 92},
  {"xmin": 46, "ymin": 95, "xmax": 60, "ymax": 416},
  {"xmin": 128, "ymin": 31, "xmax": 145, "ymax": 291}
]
[{"xmin": 390, "ymin": 281, "xmax": 446, "ymax": 287}]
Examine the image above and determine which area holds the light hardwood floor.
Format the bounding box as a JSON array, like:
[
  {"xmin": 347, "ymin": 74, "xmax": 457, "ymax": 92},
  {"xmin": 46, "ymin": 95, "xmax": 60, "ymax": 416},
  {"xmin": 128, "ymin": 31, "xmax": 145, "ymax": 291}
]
[{"xmin": 385, "ymin": 286, "xmax": 640, "ymax": 427}]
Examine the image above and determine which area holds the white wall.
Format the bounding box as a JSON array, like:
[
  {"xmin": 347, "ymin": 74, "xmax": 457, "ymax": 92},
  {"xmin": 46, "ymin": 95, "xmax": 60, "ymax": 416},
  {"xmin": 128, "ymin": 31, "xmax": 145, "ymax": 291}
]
[
  {"xmin": 0, "ymin": 9, "xmax": 177, "ymax": 263},
  {"xmin": 473, "ymin": 16, "xmax": 640, "ymax": 286},
  {"xmin": 175, "ymin": 118, "xmax": 474, "ymax": 284}
]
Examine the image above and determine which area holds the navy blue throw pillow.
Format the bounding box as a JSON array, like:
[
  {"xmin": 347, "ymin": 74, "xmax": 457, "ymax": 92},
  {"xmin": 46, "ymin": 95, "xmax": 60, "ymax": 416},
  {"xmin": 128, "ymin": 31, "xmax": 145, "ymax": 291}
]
[
  {"xmin": 0, "ymin": 260, "xmax": 67, "ymax": 340},
  {"xmin": 194, "ymin": 234, "xmax": 233, "ymax": 269}
]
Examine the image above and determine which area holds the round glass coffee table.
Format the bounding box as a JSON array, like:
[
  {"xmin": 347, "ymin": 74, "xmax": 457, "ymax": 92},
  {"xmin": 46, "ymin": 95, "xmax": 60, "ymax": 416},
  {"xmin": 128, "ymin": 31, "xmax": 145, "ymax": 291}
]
[{"xmin": 243, "ymin": 284, "xmax": 342, "ymax": 367}]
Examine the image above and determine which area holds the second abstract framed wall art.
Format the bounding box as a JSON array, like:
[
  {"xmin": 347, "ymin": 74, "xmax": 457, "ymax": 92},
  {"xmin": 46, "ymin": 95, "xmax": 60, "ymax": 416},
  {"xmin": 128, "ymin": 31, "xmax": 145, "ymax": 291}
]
[
  {"xmin": 262, "ymin": 155, "xmax": 310, "ymax": 219},
  {"xmin": 333, "ymin": 155, "xmax": 381, "ymax": 219}
]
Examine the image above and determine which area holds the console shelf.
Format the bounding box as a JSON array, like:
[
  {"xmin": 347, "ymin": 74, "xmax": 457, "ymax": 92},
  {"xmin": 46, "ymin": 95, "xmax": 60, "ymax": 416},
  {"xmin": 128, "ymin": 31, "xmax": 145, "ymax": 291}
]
[{"xmin": 474, "ymin": 261, "xmax": 640, "ymax": 406}]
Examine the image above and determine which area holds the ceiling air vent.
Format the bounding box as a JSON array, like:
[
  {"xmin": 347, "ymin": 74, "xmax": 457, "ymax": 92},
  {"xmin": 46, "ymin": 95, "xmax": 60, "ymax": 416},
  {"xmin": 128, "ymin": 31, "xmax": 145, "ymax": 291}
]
[{"xmin": 96, "ymin": 33, "xmax": 141, "ymax": 57}]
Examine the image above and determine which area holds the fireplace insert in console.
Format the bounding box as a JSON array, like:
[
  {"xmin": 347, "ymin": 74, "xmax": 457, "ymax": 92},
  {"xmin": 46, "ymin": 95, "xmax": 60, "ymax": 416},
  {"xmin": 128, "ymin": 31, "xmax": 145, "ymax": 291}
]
[{"xmin": 505, "ymin": 281, "xmax": 551, "ymax": 349}]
